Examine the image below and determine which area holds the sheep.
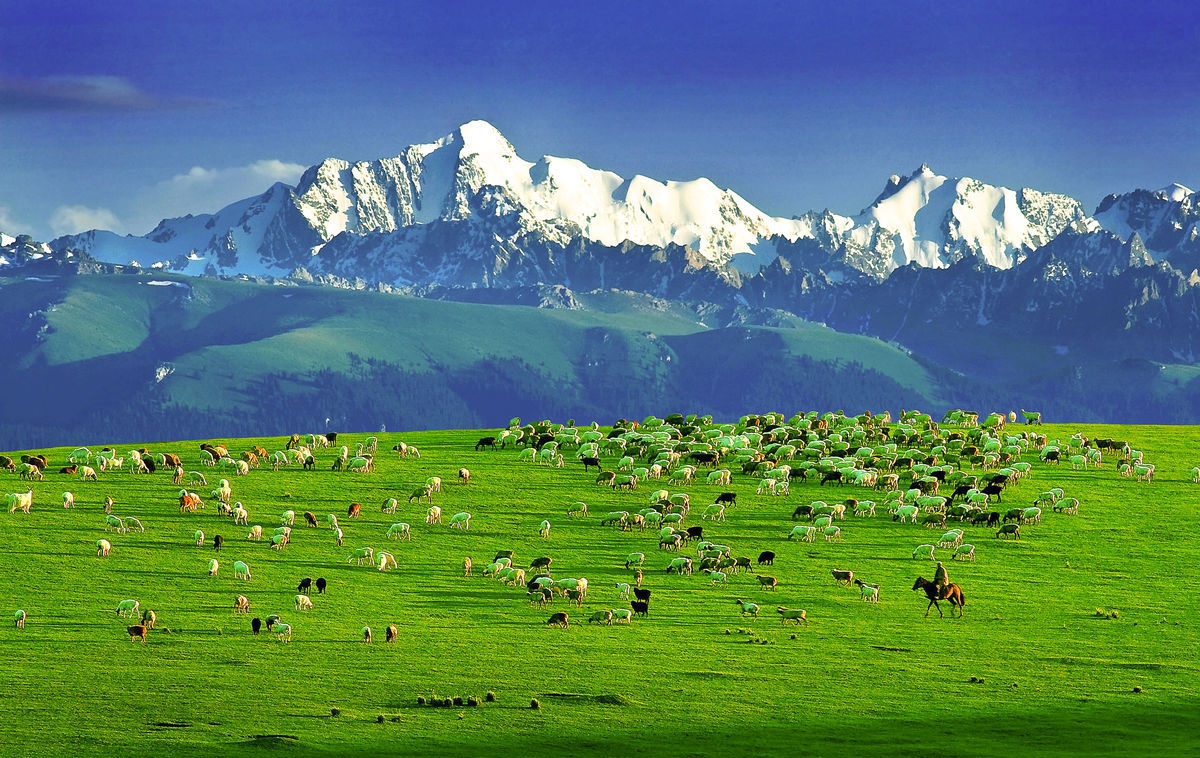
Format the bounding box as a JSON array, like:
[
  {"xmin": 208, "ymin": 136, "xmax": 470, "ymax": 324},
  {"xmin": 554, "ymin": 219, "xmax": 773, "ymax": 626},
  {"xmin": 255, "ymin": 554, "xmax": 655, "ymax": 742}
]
[
  {"xmin": 349, "ymin": 547, "xmax": 376, "ymax": 566},
  {"xmin": 265, "ymin": 614, "xmax": 281, "ymax": 630},
  {"xmin": 386, "ymin": 522, "xmax": 412, "ymax": 540},
  {"xmin": 1021, "ymin": 507, "xmax": 1042, "ymax": 524},
  {"xmin": 831, "ymin": 569, "xmax": 854, "ymax": 586},
  {"xmin": 631, "ymin": 600, "xmax": 649, "ymax": 617},
  {"xmin": 937, "ymin": 530, "xmax": 964, "ymax": 549},
  {"xmin": 706, "ymin": 570, "xmax": 729, "ymax": 585},
  {"xmin": 755, "ymin": 574, "xmax": 779, "ymax": 591},
  {"xmin": 80, "ymin": 466, "xmax": 98, "ymax": 481},
  {"xmin": 6, "ymin": 490, "xmax": 33, "ymax": 514},
  {"xmin": 295, "ymin": 594, "xmax": 314, "ymax": 611},
  {"xmin": 615, "ymin": 582, "xmax": 632, "ymax": 599},
  {"xmin": 361, "ymin": 626, "xmax": 373, "ymax": 643},
  {"xmin": 251, "ymin": 617, "xmax": 262, "ymax": 635},
  {"xmin": 611, "ymin": 608, "xmax": 633, "ymax": 624},
  {"xmin": 208, "ymin": 558, "xmax": 219, "ymax": 576},
  {"xmin": 854, "ymin": 578, "xmax": 880, "ymax": 603},
  {"xmin": 458, "ymin": 467, "xmax": 471, "ymax": 485},
  {"xmin": 666, "ymin": 557, "xmax": 693, "ymax": 575},
  {"xmin": 385, "ymin": 624, "xmax": 399, "ymax": 642},
  {"xmin": 96, "ymin": 539, "xmax": 112, "ymax": 557},
  {"xmin": 425, "ymin": 476, "xmax": 443, "ymax": 493},
  {"xmin": 272, "ymin": 532, "xmax": 288, "ymax": 549},
  {"xmin": 62, "ymin": 492, "xmax": 75, "ymax": 509},
  {"xmin": 776, "ymin": 607, "xmax": 808, "ymax": 625},
  {"xmin": 297, "ymin": 577, "xmax": 312, "ymax": 595},
  {"xmin": 326, "ymin": 513, "xmax": 340, "ymax": 531},
  {"xmin": 334, "ymin": 528, "xmax": 344, "ymax": 547},
  {"xmin": 758, "ymin": 551, "xmax": 776, "ymax": 566},
  {"xmin": 567, "ymin": 501, "xmax": 589, "ymax": 517},
  {"xmin": 116, "ymin": 599, "xmax": 140, "ymax": 618},
  {"xmin": 125, "ymin": 516, "xmax": 145, "ymax": 533},
  {"xmin": 247, "ymin": 525, "xmax": 263, "ymax": 541},
  {"xmin": 127, "ymin": 625, "xmax": 148, "ymax": 643},
  {"xmin": 953, "ymin": 543, "xmax": 976, "ymax": 561},
  {"xmin": 233, "ymin": 560, "xmax": 251, "ymax": 580},
  {"xmin": 448, "ymin": 512, "xmax": 472, "ymax": 531},
  {"xmin": 275, "ymin": 623, "xmax": 292, "ymax": 642},
  {"xmin": 588, "ymin": 610, "xmax": 613, "ymax": 625},
  {"xmin": 702, "ymin": 504, "xmax": 726, "ymax": 522},
  {"xmin": 14, "ymin": 609, "xmax": 26, "ymax": 629},
  {"xmin": 233, "ymin": 503, "xmax": 248, "ymax": 525},
  {"xmin": 234, "ymin": 595, "xmax": 250, "ymax": 613},
  {"xmin": 195, "ymin": 529, "xmax": 205, "ymax": 547},
  {"xmin": 280, "ymin": 510, "xmax": 295, "ymax": 526},
  {"xmin": 425, "ymin": 506, "xmax": 442, "ymax": 525},
  {"xmin": 212, "ymin": 534, "xmax": 224, "ymax": 551},
  {"xmin": 140, "ymin": 609, "xmax": 156, "ymax": 629},
  {"xmin": 380, "ymin": 498, "xmax": 398, "ymax": 516},
  {"xmin": 316, "ymin": 577, "xmax": 327, "ymax": 594},
  {"xmin": 547, "ymin": 612, "xmax": 570, "ymax": 628},
  {"xmin": 624, "ymin": 552, "xmax": 645, "ymax": 569},
  {"xmin": 347, "ymin": 502, "xmax": 362, "ymax": 519},
  {"xmin": 377, "ymin": 551, "xmax": 398, "ymax": 571},
  {"xmin": 463, "ymin": 556, "xmax": 473, "ymax": 576},
  {"xmin": 788, "ymin": 525, "xmax": 817, "ymax": 542},
  {"xmin": 823, "ymin": 525, "xmax": 842, "ymax": 542},
  {"xmin": 996, "ymin": 523, "xmax": 1021, "ymax": 539},
  {"xmin": 912, "ymin": 544, "xmax": 936, "ymax": 560},
  {"xmin": 735, "ymin": 599, "xmax": 760, "ymax": 618}
]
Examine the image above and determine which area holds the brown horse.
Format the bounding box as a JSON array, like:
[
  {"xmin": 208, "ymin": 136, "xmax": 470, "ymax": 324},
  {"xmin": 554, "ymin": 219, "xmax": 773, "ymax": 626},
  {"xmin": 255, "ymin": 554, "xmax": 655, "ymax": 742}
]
[{"xmin": 912, "ymin": 576, "xmax": 965, "ymax": 618}]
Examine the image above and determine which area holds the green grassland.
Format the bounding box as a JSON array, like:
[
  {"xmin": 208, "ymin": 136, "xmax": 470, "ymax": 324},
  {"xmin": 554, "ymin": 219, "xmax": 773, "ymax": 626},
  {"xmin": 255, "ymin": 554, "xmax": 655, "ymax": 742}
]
[{"xmin": 1, "ymin": 420, "xmax": 1198, "ymax": 757}]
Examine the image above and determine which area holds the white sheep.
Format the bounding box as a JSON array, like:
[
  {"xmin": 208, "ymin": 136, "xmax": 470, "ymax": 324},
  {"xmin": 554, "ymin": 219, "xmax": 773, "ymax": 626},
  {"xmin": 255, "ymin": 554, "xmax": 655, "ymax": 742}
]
[
  {"xmin": 96, "ymin": 539, "xmax": 112, "ymax": 557},
  {"xmin": 425, "ymin": 505, "xmax": 442, "ymax": 525},
  {"xmin": 280, "ymin": 510, "xmax": 295, "ymax": 526},
  {"xmin": 6, "ymin": 490, "xmax": 33, "ymax": 514},
  {"xmin": 615, "ymin": 582, "xmax": 631, "ymax": 599},
  {"xmin": 349, "ymin": 547, "xmax": 375, "ymax": 566},
  {"xmin": 195, "ymin": 529, "xmax": 205, "ymax": 547},
  {"xmin": 233, "ymin": 560, "xmax": 251, "ymax": 580},
  {"xmin": 233, "ymin": 503, "xmax": 248, "ymax": 525},
  {"xmin": 208, "ymin": 558, "xmax": 219, "ymax": 576},
  {"xmin": 246, "ymin": 525, "xmax": 263, "ymax": 541},
  {"xmin": 624, "ymin": 552, "xmax": 645, "ymax": 569},
  {"xmin": 104, "ymin": 514, "xmax": 127, "ymax": 533},
  {"xmin": 295, "ymin": 594, "xmax": 314, "ymax": 611},
  {"xmin": 912, "ymin": 544, "xmax": 936, "ymax": 560},
  {"xmin": 567, "ymin": 501, "xmax": 588, "ymax": 517},
  {"xmin": 538, "ymin": 519, "xmax": 551, "ymax": 538},
  {"xmin": 187, "ymin": 471, "xmax": 207, "ymax": 485},
  {"xmin": 234, "ymin": 595, "xmax": 250, "ymax": 613},
  {"xmin": 953, "ymin": 543, "xmax": 976, "ymax": 561},
  {"xmin": 706, "ymin": 569, "xmax": 728, "ymax": 584},
  {"xmin": 425, "ymin": 476, "xmax": 443, "ymax": 493},
  {"xmin": 448, "ymin": 512, "xmax": 471, "ymax": 531},
  {"xmin": 854, "ymin": 579, "xmax": 880, "ymax": 603},
  {"xmin": 381, "ymin": 497, "xmax": 398, "ymax": 515},
  {"xmin": 361, "ymin": 626, "xmax": 373, "ymax": 643},
  {"xmin": 79, "ymin": 466, "xmax": 98, "ymax": 481},
  {"xmin": 735, "ymin": 598, "xmax": 759, "ymax": 618},
  {"xmin": 14, "ymin": 609, "xmax": 25, "ymax": 629},
  {"xmin": 116, "ymin": 599, "xmax": 140, "ymax": 617},
  {"xmin": 275, "ymin": 622, "xmax": 291, "ymax": 642},
  {"xmin": 610, "ymin": 608, "xmax": 632, "ymax": 624},
  {"xmin": 386, "ymin": 522, "xmax": 412, "ymax": 540},
  {"xmin": 377, "ymin": 551, "xmax": 398, "ymax": 571},
  {"xmin": 777, "ymin": 606, "xmax": 808, "ymax": 625},
  {"xmin": 125, "ymin": 516, "xmax": 145, "ymax": 533},
  {"xmin": 326, "ymin": 513, "xmax": 339, "ymax": 531},
  {"xmin": 62, "ymin": 492, "xmax": 75, "ymax": 509}
]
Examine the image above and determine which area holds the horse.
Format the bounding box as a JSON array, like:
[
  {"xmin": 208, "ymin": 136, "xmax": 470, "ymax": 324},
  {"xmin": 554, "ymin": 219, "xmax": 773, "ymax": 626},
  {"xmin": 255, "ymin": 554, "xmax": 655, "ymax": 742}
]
[{"xmin": 912, "ymin": 576, "xmax": 965, "ymax": 618}]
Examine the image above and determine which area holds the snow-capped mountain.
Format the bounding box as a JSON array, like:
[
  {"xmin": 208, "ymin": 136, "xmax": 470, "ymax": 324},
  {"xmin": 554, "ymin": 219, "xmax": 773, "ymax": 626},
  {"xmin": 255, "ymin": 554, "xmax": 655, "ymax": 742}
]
[
  {"xmin": 51, "ymin": 121, "xmax": 1093, "ymax": 285},
  {"xmin": 1093, "ymin": 183, "xmax": 1200, "ymax": 261}
]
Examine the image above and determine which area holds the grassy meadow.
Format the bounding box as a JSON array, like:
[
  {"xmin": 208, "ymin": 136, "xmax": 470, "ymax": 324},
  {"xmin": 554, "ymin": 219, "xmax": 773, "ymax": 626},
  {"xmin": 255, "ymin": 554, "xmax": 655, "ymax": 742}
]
[{"xmin": 0, "ymin": 420, "xmax": 1198, "ymax": 757}]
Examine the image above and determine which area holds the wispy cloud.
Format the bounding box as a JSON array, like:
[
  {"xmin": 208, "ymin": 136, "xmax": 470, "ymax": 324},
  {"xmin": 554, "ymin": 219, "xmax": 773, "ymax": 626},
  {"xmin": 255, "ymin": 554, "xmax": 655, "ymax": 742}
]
[
  {"xmin": 0, "ymin": 75, "xmax": 218, "ymax": 112},
  {"xmin": 50, "ymin": 205, "xmax": 125, "ymax": 236},
  {"xmin": 0, "ymin": 206, "xmax": 34, "ymax": 237}
]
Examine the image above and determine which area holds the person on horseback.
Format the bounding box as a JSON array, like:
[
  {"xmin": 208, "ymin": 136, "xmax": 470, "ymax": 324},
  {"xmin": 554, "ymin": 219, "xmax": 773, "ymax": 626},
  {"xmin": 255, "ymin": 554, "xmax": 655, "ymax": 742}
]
[{"xmin": 933, "ymin": 561, "xmax": 950, "ymax": 595}]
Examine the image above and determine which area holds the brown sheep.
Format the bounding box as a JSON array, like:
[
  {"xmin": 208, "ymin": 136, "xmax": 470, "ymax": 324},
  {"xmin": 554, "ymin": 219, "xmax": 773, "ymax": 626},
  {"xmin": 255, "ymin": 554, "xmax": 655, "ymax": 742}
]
[
  {"xmin": 127, "ymin": 625, "xmax": 147, "ymax": 643},
  {"xmin": 546, "ymin": 612, "xmax": 570, "ymax": 628},
  {"xmin": 755, "ymin": 575, "xmax": 778, "ymax": 591}
]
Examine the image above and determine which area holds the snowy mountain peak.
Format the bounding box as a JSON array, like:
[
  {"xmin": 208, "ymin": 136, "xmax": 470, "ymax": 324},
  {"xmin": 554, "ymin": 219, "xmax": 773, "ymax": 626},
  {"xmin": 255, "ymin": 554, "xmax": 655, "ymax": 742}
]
[{"xmin": 1159, "ymin": 183, "xmax": 1193, "ymax": 202}]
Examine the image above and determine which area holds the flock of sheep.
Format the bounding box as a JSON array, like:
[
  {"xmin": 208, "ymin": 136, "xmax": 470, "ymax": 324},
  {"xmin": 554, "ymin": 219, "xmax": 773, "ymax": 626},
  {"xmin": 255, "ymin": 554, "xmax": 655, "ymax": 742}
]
[{"xmin": 1, "ymin": 409, "xmax": 1168, "ymax": 640}]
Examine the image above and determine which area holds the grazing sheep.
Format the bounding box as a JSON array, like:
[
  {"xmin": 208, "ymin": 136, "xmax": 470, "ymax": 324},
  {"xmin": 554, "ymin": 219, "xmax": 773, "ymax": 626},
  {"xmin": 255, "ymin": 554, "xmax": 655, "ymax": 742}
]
[
  {"xmin": 539, "ymin": 519, "xmax": 551, "ymax": 539},
  {"xmin": 208, "ymin": 558, "xmax": 219, "ymax": 576},
  {"xmin": 334, "ymin": 528, "xmax": 343, "ymax": 547},
  {"xmin": 280, "ymin": 510, "xmax": 295, "ymax": 526},
  {"xmin": 233, "ymin": 560, "xmax": 251, "ymax": 580},
  {"xmin": 265, "ymin": 614, "xmax": 280, "ymax": 631},
  {"xmin": 377, "ymin": 551, "xmax": 398, "ymax": 571},
  {"xmin": 386, "ymin": 522, "xmax": 413, "ymax": 541},
  {"xmin": 706, "ymin": 570, "xmax": 729, "ymax": 585},
  {"xmin": 588, "ymin": 610, "xmax": 613, "ymax": 625},
  {"xmin": 303, "ymin": 511, "xmax": 319, "ymax": 527},
  {"xmin": 823, "ymin": 525, "xmax": 842, "ymax": 542},
  {"xmin": 116, "ymin": 599, "xmax": 140, "ymax": 618},
  {"xmin": 567, "ymin": 501, "xmax": 588, "ymax": 517},
  {"xmin": 953, "ymin": 543, "xmax": 976, "ymax": 561},
  {"xmin": 79, "ymin": 466, "xmax": 98, "ymax": 481},
  {"xmin": 448, "ymin": 512, "xmax": 472, "ymax": 531},
  {"xmin": 316, "ymin": 577, "xmax": 327, "ymax": 594},
  {"xmin": 246, "ymin": 525, "xmax": 263, "ymax": 541},
  {"xmin": 125, "ymin": 516, "xmax": 145, "ymax": 533},
  {"xmin": 326, "ymin": 514, "xmax": 340, "ymax": 531},
  {"xmin": 610, "ymin": 608, "xmax": 632, "ymax": 624},
  {"xmin": 458, "ymin": 467, "xmax": 471, "ymax": 485},
  {"xmin": 295, "ymin": 594, "xmax": 314, "ymax": 611},
  {"xmin": 853, "ymin": 578, "xmax": 880, "ymax": 603},
  {"xmin": 996, "ymin": 523, "xmax": 1021, "ymax": 539},
  {"xmin": 140, "ymin": 609, "xmax": 156, "ymax": 629},
  {"xmin": 463, "ymin": 556, "xmax": 473, "ymax": 576},
  {"xmin": 624, "ymin": 552, "xmax": 645, "ymax": 569},
  {"xmin": 297, "ymin": 577, "xmax": 312, "ymax": 595},
  {"xmin": 234, "ymin": 595, "xmax": 250, "ymax": 613},
  {"xmin": 385, "ymin": 624, "xmax": 398, "ymax": 642},
  {"xmin": 361, "ymin": 626, "xmax": 373, "ymax": 643},
  {"xmin": 735, "ymin": 599, "xmax": 759, "ymax": 618},
  {"xmin": 347, "ymin": 502, "xmax": 362, "ymax": 519},
  {"xmin": 212, "ymin": 534, "xmax": 224, "ymax": 552},
  {"xmin": 5, "ymin": 490, "xmax": 33, "ymax": 515},
  {"xmin": 381, "ymin": 498, "xmax": 398, "ymax": 515},
  {"xmin": 615, "ymin": 582, "xmax": 632, "ymax": 599},
  {"xmin": 788, "ymin": 525, "xmax": 817, "ymax": 542},
  {"xmin": 195, "ymin": 529, "xmax": 205, "ymax": 547},
  {"xmin": 912, "ymin": 544, "xmax": 936, "ymax": 560},
  {"xmin": 349, "ymin": 547, "xmax": 375, "ymax": 566},
  {"xmin": 755, "ymin": 575, "xmax": 779, "ymax": 591},
  {"xmin": 831, "ymin": 569, "xmax": 854, "ymax": 586},
  {"xmin": 546, "ymin": 612, "xmax": 570, "ymax": 628},
  {"xmin": 275, "ymin": 623, "xmax": 292, "ymax": 642},
  {"xmin": 631, "ymin": 600, "xmax": 649, "ymax": 617},
  {"xmin": 777, "ymin": 607, "xmax": 808, "ymax": 625},
  {"xmin": 757, "ymin": 551, "xmax": 776, "ymax": 566},
  {"xmin": 425, "ymin": 506, "xmax": 442, "ymax": 525},
  {"xmin": 62, "ymin": 492, "xmax": 75, "ymax": 509},
  {"xmin": 14, "ymin": 609, "xmax": 26, "ymax": 629},
  {"xmin": 127, "ymin": 625, "xmax": 148, "ymax": 643},
  {"xmin": 233, "ymin": 504, "xmax": 248, "ymax": 525},
  {"xmin": 251, "ymin": 617, "xmax": 262, "ymax": 635}
]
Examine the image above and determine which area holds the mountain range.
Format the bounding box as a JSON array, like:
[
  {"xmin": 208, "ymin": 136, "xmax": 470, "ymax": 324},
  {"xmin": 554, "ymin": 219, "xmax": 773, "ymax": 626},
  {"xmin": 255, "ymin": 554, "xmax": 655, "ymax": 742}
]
[{"xmin": 2, "ymin": 121, "xmax": 1199, "ymax": 445}]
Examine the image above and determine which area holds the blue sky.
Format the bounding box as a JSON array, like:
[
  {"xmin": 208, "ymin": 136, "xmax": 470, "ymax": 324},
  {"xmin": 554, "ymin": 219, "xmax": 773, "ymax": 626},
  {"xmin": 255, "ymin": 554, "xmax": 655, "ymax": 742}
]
[{"xmin": 2, "ymin": 0, "xmax": 1197, "ymax": 240}]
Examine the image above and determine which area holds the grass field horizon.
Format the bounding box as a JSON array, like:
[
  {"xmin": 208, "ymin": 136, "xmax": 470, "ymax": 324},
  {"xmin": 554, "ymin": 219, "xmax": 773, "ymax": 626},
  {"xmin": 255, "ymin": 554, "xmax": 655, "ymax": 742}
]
[{"xmin": 1, "ymin": 417, "xmax": 1197, "ymax": 756}]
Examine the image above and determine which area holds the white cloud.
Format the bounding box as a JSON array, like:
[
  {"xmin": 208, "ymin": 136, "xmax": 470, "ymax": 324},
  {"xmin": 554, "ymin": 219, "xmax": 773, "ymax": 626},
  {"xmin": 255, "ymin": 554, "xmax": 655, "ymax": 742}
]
[
  {"xmin": 126, "ymin": 159, "xmax": 306, "ymax": 234},
  {"xmin": 0, "ymin": 205, "xmax": 34, "ymax": 236},
  {"xmin": 50, "ymin": 205, "xmax": 125, "ymax": 236}
]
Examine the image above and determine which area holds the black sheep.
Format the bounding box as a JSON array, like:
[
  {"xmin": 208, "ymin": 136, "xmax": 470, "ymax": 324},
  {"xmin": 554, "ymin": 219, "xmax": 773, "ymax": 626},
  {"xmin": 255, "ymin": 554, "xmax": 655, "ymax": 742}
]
[
  {"xmin": 251, "ymin": 617, "xmax": 262, "ymax": 635},
  {"xmin": 297, "ymin": 577, "xmax": 312, "ymax": 595},
  {"xmin": 315, "ymin": 577, "xmax": 327, "ymax": 594},
  {"xmin": 212, "ymin": 534, "xmax": 223, "ymax": 552},
  {"xmin": 757, "ymin": 551, "xmax": 776, "ymax": 566}
]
